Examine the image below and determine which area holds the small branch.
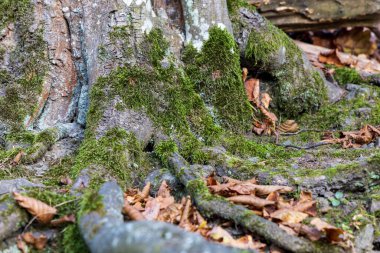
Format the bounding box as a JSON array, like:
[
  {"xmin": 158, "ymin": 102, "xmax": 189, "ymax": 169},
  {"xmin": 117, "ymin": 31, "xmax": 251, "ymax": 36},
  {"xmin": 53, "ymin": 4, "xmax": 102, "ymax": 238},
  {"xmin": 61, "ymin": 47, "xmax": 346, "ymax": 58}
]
[{"xmin": 277, "ymin": 141, "xmax": 332, "ymax": 150}]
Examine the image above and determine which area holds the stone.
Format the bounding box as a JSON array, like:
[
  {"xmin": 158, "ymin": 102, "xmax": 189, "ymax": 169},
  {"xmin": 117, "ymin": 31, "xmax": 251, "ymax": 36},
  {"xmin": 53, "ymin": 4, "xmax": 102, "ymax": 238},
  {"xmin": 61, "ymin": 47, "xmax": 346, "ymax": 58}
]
[
  {"xmin": 375, "ymin": 138, "xmax": 380, "ymax": 148},
  {"xmin": 355, "ymin": 224, "xmax": 374, "ymax": 253},
  {"xmin": 325, "ymin": 80, "xmax": 346, "ymax": 103},
  {"xmin": 0, "ymin": 179, "xmax": 43, "ymax": 195},
  {"xmin": 355, "ymin": 107, "xmax": 372, "ymax": 118},
  {"xmin": 345, "ymin": 84, "xmax": 371, "ymax": 100},
  {"xmin": 0, "ymin": 195, "xmax": 28, "ymax": 241},
  {"xmin": 370, "ymin": 199, "xmax": 380, "ymax": 214}
]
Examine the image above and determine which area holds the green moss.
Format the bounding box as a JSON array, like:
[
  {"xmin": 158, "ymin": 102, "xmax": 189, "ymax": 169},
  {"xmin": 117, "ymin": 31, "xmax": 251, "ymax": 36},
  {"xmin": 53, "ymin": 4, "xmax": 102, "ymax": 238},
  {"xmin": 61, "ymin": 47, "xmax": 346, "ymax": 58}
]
[
  {"xmin": 185, "ymin": 27, "xmax": 253, "ymax": 133},
  {"xmin": 222, "ymin": 134, "xmax": 303, "ymax": 160},
  {"xmin": 154, "ymin": 140, "xmax": 178, "ymax": 164},
  {"xmin": 62, "ymin": 224, "xmax": 90, "ymax": 253},
  {"xmin": 332, "ymin": 66, "xmax": 365, "ymax": 85},
  {"xmin": 86, "ymin": 27, "xmax": 225, "ymax": 164},
  {"xmin": 72, "ymin": 128, "xmax": 147, "ymax": 187},
  {"xmin": 226, "ymin": 0, "xmax": 255, "ymax": 14},
  {"xmin": 238, "ymin": 12, "xmax": 326, "ymax": 117},
  {"xmin": 298, "ymin": 86, "xmax": 380, "ymax": 131}
]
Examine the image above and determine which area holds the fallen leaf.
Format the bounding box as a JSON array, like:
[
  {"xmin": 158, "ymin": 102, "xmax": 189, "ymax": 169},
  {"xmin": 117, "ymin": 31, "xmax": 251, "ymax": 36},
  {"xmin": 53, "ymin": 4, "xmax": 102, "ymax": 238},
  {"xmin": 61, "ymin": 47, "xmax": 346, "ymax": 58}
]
[
  {"xmin": 157, "ymin": 181, "xmax": 171, "ymax": 198},
  {"xmin": 271, "ymin": 209, "xmax": 308, "ymax": 223},
  {"xmin": 334, "ymin": 28, "xmax": 377, "ymax": 56},
  {"xmin": 311, "ymin": 218, "xmax": 345, "ymax": 242},
  {"xmin": 135, "ymin": 182, "xmax": 151, "ymax": 202},
  {"xmin": 22, "ymin": 232, "xmax": 48, "ymax": 250},
  {"xmin": 228, "ymin": 195, "xmax": 275, "ymax": 209},
  {"xmin": 13, "ymin": 192, "xmax": 57, "ymax": 224},
  {"xmin": 261, "ymin": 93, "xmax": 272, "ymax": 109},
  {"xmin": 179, "ymin": 196, "xmax": 192, "ymax": 227},
  {"xmin": 17, "ymin": 235, "xmax": 27, "ymax": 253},
  {"xmin": 277, "ymin": 120, "xmax": 299, "ymax": 133},
  {"xmin": 123, "ymin": 201, "xmax": 146, "ymax": 221},
  {"xmin": 242, "ymin": 68, "xmax": 248, "ymax": 82},
  {"xmin": 12, "ymin": 151, "xmax": 24, "ymax": 165},
  {"xmin": 286, "ymin": 223, "xmax": 322, "ymax": 241},
  {"xmin": 60, "ymin": 177, "xmax": 73, "ymax": 185},
  {"xmin": 50, "ymin": 214, "xmax": 76, "ymax": 227},
  {"xmin": 245, "ymin": 78, "xmax": 260, "ymax": 104},
  {"xmin": 252, "ymin": 185, "xmax": 293, "ymax": 196},
  {"xmin": 142, "ymin": 197, "xmax": 160, "ymax": 220}
]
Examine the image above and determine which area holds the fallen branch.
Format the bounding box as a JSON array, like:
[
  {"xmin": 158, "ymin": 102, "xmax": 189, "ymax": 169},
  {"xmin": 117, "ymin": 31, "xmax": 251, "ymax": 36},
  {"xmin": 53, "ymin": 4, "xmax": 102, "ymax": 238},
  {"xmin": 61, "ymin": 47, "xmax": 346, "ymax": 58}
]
[
  {"xmin": 168, "ymin": 153, "xmax": 344, "ymax": 253},
  {"xmin": 277, "ymin": 142, "xmax": 332, "ymax": 150}
]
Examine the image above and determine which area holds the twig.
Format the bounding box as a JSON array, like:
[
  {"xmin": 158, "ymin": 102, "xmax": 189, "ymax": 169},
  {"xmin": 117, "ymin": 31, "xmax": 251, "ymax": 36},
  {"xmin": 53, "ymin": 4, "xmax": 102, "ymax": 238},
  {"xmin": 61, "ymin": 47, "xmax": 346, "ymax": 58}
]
[
  {"xmin": 279, "ymin": 129, "xmax": 337, "ymax": 136},
  {"xmin": 277, "ymin": 141, "xmax": 331, "ymax": 150}
]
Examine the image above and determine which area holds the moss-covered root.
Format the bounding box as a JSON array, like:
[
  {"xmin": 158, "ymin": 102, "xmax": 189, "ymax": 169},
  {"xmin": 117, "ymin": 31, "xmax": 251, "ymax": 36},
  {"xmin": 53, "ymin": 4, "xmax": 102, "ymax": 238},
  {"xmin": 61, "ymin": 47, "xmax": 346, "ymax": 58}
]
[
  {"xmin": 22, "ymin": 126, "xmax": 70, "ymax": 164},
  {"xmin": 232, "ymin": 8, "xmax": 326, "ymax": 117},
  {"xmin": 168, "ymin": 153, "xmax": 344, "ymax": 253},
  {"xmin": 79, "ymin": 182, "xmax": 251, "ymax": 253}
]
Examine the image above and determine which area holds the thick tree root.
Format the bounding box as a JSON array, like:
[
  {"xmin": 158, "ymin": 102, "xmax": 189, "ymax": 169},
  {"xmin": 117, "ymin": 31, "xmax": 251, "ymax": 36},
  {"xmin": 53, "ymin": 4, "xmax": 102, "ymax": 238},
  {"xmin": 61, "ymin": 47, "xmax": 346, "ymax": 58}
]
[
  {"xmin": 168, "ymin": 153, "xmax": 345, "ymax": 253},
  {"xmin": 79, "ymin": 181, "xmax": 255, "ymax": 253}
]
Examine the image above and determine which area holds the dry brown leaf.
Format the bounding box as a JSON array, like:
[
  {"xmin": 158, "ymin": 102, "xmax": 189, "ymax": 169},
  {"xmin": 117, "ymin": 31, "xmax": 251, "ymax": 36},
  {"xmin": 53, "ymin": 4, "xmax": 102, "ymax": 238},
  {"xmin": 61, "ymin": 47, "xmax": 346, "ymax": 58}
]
[
  {"xmin": 136, "ymin": 182, "xmax": 151, "ymax": 201},
  {"xmin": 271, "ymin": 209, "xmax": 308, "ymax": 223},
  {"xmin": 142, "ymin": 197, "xmax": 160, "ymax": 220},
  {"xmin": 208, "ymin": 182, "xmax": 236, "ymax": 197},
  {"xmin": 22, "ymin": 232, "xmax": 48, "ymax": 250},
  {"xmin": 277, "ymin": 120, "xmax": 299, "ymax": 133},
  {"xmin": 259, "ymin": 106, "xmax": 278, "ymax": 124},
  {"xmin": 179, "ymin": 196, "xmax": 191, "ymax": 227},
  {"xmin": 123, "ymin": 201, "xmax": 146, "ymax": 221},
  {"xmin": 310, "ymin": 218, "xmax": 345, "ymax": 242},
  {"xmin": 208, "ymin": 226, "xmax": 235, "ymax": 244},
  {"xmin": 206, "ymin": 173, "xmax": 218, "ymax": 186},
  {"xmin": 261, "ymin": 93, "xmax": 272, "ymax": 109},
  {"xmin": 157, "ymin": 180, "xmax": 171, "ymax": 198},
  {"xmin": 293, "ymin": 200, "xmax": 317, "ymax": 217},
  {"xmin": 12, "ymin": 151, "xmax": 24, "ymax": 165},
  {"xmin": 228, "ymin": 195, "xmax": 275, "ymax": 209},
  {"xmin": 286, "ymin": 223, "xmax": 322, "ymax": 241},
  {"xmin": 157, "ymin": 203, "xmax": 182, "ymax": 223},
  {"xmin": 13, "ymin": 192, "xmax": 57, "ymax": 224},
  {"xmin": 279, "ymin": 224, "xmax": 298, "ymax": 236},
  {"xmin": 242, "ymin": 68, "xmax": 248, "ymax": 82},
  {"xmin": 17, "ymin": 235, "xmax": 27, "ymax": 253},
  {"xmin": 60, "ymin": 177, "xmax": 73, "ymax": 186},
  {"xmin": 252, "ymin": 185, "xmax": 293, "ymax": 196},
  {"xmin": 50, "ymin": 214, "xmax": 76, "ymax": 227},
  {"xmin": 244, "ymin": 78, "xmax": 260, "ymax": 104},
  {"xmin": 228, "ymin": 183, "xmax": 257, "ymax": 195}
]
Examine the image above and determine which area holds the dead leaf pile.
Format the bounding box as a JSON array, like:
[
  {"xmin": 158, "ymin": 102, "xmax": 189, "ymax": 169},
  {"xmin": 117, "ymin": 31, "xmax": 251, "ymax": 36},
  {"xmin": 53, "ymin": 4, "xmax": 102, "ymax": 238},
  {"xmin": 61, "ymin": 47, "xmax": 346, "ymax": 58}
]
[
  {"xmin": 207, "ymin": 175, "xmax": 348, "ymax": 245},
  {"xmin": 124, "ymin": 180, "xmax": 267, "ymax": 251},
  {"xmin": 243, "ymin": 74, "xmax": 298, "ymax": 136},
  {"xmin": 322, "ymin": 124, "xmax": 380, "ymax": 148}
]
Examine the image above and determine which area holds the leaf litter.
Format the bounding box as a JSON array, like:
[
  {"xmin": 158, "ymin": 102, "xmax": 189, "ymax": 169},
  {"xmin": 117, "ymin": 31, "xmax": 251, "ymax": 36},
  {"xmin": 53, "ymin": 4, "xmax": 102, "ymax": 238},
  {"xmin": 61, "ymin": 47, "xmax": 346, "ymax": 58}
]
[{"xmin": 123, "ymin": 176, "xmax": 352, "ymax": 252}]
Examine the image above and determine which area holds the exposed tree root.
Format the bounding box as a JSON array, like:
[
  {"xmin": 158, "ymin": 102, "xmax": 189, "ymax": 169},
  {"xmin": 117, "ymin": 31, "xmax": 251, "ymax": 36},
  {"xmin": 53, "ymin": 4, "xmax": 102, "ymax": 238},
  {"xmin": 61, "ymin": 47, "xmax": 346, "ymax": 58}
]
[{"xmin": 168, "ymin": 153, "xmax": 344, "ymax": 253}]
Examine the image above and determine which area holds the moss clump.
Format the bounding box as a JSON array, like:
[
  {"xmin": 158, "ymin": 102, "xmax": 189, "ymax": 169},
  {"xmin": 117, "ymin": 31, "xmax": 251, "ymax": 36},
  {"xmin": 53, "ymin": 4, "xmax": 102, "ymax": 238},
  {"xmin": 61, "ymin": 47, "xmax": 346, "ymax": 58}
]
[
  {"xmin": 226, "ymin": 0, "xmax": 255, "ymax": 14},
  {"xmin": 0, "ymin": 1, "xmax": 47, "ymax": 129},
  {"xmin": 72, "ymin": 128, "xmax": 147, "ymax": 187},
  {"xmin": 298, "ymin": 86, "xmax": 380, "ymax": 131},
  {"xmin": 154, "ymin": 140, "xmax": 178, "ymax": 164},
  {"xmin": 333, "ymin": 66, "xmax": 365, "ymax": 85},
  {"xmin": 231, "ymin": 8, "xmax": 326, "ymax": 117},
  {"xmin": 184, "ymin": 27, "xmax": 253, "ymax": 133}
]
